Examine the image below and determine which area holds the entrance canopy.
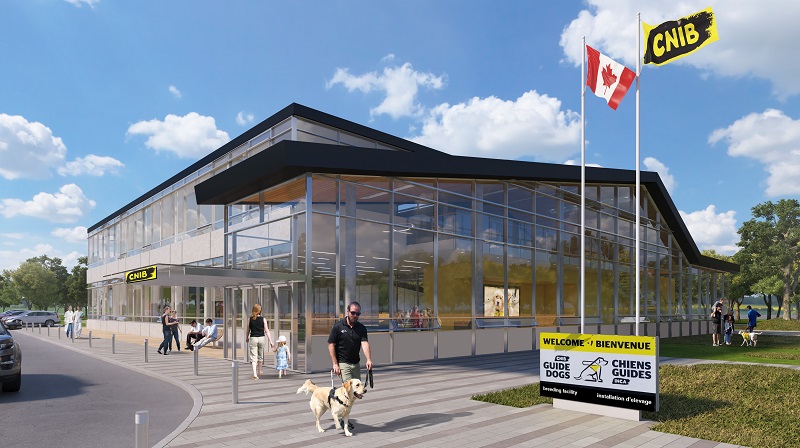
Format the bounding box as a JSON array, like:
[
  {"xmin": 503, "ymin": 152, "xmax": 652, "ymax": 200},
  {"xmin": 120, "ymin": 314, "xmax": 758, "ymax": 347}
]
[{"xmin": 105, "ymin": 264, "xmax": 305, "ymax": 288}]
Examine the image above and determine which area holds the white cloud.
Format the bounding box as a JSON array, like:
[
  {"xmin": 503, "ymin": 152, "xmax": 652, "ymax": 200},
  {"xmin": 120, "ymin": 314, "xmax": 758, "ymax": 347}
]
[
  {"xmin": 381, "ymin": 54, "xmax": 396, "ymax": 63},
  {"xmin": 65, "ymin": 0, "xmax": 99, "ymax": 8},
  {"xmin": 410, "ymin": 91, "xmax": 581, "ymax": 161},
  {"xmin": 0, "ymin": 114, "xmax": 67, "ymax": 180},
  {"xmin": 52, "ymin": 226, "xmax": 88, "ymax": 244},
  {"xmin": 709, "ymin": 109, "xmax": 800, "ymax": 196},
  {"xmin": 327, "ymin": 62, "xmax": 445, "ymax": 119},
  {"xmin": 236, "ymin": 111, "xmax": 254, "ymax": 126},
  {"xmin": 127, "ymin": 112, "xmax": 230, "ymax": 159},
  {"xmin": 0, "ymin": 245, "xmax": 82, "ymax": 271},
  {"xmin": 58, "ymin": 154, "xmax": 124, "ymax": 176},
  {"xmin": 560, "ymin": 1, "xmax": 800, "ymax": 98},
  {"xmin": 642, "ymin": 157, "xmax": 676, "ymax": 194},
  {"xmin": 169, "ymin": 85, "xmax": 182, "ymax": 98},
  {"xmin": 1, "ymin": 233, "xmax": 25, "ymax": 240},
  {"xmin": 0, "ymin": 184, "xmax": 96, "ymax": 223},
  {"xmin": 680, "ymin": 205, "xmax": 739, "ymax": 255}
]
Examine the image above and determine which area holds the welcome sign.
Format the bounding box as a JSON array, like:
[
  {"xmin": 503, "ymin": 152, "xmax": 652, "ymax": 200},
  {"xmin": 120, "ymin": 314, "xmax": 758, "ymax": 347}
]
[{"xmin": 539, "ymin": 333, "xmax": 659, "ymax": 412}]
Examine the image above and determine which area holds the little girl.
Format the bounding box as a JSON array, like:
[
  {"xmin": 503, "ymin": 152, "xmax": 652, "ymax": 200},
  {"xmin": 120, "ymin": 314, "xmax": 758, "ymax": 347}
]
[{"xmin": 275, "ymin": 335, "xmax": 291, "ymax": 378}]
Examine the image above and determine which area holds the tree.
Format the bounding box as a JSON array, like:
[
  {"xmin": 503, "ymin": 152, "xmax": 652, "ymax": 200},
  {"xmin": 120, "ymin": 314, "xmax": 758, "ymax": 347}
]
[
  {"xmin": 737, "ymin": 199, "xmax": 800, "ymax": 320},
  {"xmin": 12, "ymin": 261, "xmax": 58, "ymax": 310},
  {"xmin": 65, "ymin": 256, "xmax": 88, "ymax": 310},
  {"xmin": 27, "ymin": 255, "xmax": 68, "ymax": 307},
  {"xmin": 0, "ymin": 270, "xmax": 19, "ymax": 309}
]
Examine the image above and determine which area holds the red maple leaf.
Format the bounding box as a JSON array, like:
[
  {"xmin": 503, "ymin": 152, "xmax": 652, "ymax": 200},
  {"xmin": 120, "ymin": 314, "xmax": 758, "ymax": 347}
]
[{"xmin": 601, "ymin": 64, "xmax": 617, "ymax": 94}]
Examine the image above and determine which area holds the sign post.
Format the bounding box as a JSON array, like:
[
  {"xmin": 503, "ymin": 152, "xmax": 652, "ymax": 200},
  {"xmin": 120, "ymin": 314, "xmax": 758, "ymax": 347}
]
[{"xmin": 539, "ymin": 332, "xmax": 658, "ymax": 421}]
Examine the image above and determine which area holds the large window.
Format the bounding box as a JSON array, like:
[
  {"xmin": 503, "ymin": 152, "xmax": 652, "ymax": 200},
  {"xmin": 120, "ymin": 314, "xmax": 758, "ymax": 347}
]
[{"xmin": 438, "ymin": 235, "xmax": 472, "ymax": 330}]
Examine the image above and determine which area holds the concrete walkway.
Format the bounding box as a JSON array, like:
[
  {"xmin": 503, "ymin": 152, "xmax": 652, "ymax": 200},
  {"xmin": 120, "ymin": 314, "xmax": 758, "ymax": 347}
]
[{"xmin": 19, "ymin": 325, "xmax": 745, "ymax": 448}]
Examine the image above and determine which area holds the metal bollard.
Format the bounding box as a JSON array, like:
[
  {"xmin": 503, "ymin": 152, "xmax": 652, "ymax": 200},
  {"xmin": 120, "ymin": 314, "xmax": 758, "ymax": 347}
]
[
  {"xmin": 71, "ymin": 327, "xmax": 74, "ymax": 343},
  {"xmin": 232, "ymin": 360, "xmax": 239, "ymax": 404},
  {"xmin": 88, "ymin": 331, "xmax": 92, "ymax": 347},
  {"xmin": 193, "ymin": 348, "xmax": 199, "ymax": 376},
  {"xmin": 112, "ymin": 334, "xmax": 116, "ymax": 354},
  {"xmin": 134, "ymin": 410, "xmax": 149, "ymax": 448},
  {"xmin": 47, "ymin": 325, "xmax": 50, "ymax": 336},
  {"xmin": 38, "ymin": 324, "xmax": 41, "ymax": 334},
  {"xmin": 144, "ymin": 339, "xmax": 149, "ymax": 363},
  {"xmin": 58, "ymin": 325, "xmax": 61, "ymax": 339}
]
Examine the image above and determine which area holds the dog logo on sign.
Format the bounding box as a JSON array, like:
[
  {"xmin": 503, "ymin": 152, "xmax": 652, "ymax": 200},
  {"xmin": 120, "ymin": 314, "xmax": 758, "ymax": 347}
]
[{"xmin": 574, "ymin": 357, "xmax": 609, "ymax": 382}]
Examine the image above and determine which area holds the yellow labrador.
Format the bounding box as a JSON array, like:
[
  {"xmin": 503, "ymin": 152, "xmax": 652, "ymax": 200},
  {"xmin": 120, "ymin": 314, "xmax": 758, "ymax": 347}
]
[{"xmin": 296, "ymin": 378, "xmax": 366, "ymax": 437}]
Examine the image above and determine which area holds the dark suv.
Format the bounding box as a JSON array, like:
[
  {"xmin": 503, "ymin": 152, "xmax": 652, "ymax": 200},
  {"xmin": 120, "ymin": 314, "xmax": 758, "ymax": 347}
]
[{"xmin": 0, "ymin": 320, "xmax": 21, "ymax": 392}]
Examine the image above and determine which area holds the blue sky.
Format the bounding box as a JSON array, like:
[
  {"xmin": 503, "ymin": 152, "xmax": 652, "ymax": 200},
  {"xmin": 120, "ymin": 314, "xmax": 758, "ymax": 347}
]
[{"xmin": 1, "ymin": 0, "xmax": 799, "ymax": 270}]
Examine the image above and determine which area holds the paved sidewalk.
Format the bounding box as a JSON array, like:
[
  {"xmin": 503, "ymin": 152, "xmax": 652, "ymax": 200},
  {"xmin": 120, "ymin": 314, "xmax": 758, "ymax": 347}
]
[{"xmin": 19, "ymin": 325, "xmax": 745, "ymax": 448}]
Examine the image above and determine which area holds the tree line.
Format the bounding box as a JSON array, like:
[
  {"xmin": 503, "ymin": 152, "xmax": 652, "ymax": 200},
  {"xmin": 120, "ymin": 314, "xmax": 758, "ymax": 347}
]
[{"xmin": 0, "ymin": 255, "xmax": 87, "ymax": 313}]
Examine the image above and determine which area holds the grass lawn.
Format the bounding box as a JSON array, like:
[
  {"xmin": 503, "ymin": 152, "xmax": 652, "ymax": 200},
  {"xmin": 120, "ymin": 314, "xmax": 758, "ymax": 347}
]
[{"xmin": 473, "ymin": 332, "xmax": 800, "ymax": 448}]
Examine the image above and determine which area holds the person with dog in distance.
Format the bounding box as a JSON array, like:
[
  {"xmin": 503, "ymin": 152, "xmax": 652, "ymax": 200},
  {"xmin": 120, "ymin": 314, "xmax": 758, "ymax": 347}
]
[
  {"xmin": 723, "ymin": 310, "xmax": 735, "ymax": 346},
  {"xmin": 245, "ymin": 303, "xmax": 274, "ymax": 380},
  {"xmin": 329, "ymin": 301, "xmax": 373, "ymax": 429},
  {"xmin": 710, "ymin": 304, "xmax": 723, "ymax": 346},
  {"xmin": 746, "ymin": 305, "xmax": 762, "ymax": 332},
  {"xmin": 275, "ymin": 335, "xmax": 291, "ymax": 378}
]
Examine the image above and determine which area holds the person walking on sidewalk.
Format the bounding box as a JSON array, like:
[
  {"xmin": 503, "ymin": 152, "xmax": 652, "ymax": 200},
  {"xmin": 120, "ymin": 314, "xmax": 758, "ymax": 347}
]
[
  {"xmin": 73, "ymin": 306, "xmax": 83, "ymax": 338},
  {"xmin": 169, "ymin": 310, "xmax": 182, "ymax": 352},
  {"xmin": 275, "ymin": 335, "xmax": 291, "ymax": 378},
  {"xmin": 245, "ymin": 304, "xmax": 274, "ymax": 380},
  {"xmin": 328, "ymin": 301, "xmax": 373, "ymax": 430},
  {"xmin": 64, "ymin": 306, "xmax": 74, "ymax": 338},
  {"xmin": 158, "ymin": 305, "xmax": 173, "ymax": 355},
  {"xmin": 746, "ymin": 305, "xmax": 762, "ymax": 331}
]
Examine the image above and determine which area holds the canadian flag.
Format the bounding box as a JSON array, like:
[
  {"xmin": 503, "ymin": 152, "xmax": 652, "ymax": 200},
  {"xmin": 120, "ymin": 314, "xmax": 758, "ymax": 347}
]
[{"xmin": 586, "ymin": 45, "xmax": 635, "ymax": 110}]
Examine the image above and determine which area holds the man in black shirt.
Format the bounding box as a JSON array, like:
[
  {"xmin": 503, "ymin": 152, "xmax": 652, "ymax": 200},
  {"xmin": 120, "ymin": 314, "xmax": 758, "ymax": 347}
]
[
  {"xmin": 328, "ymin": 301, "xmax": 372, "ymax": 430},
  {"xmin": 328, "ymin": 301, "xmax": 373, "ymax": 382}
]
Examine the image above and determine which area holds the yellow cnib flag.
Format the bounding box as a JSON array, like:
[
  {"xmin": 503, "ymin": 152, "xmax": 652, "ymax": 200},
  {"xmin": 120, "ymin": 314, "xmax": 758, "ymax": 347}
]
[{"xmin": 643, "ymin": 6, "xmax": 719, "ymax": 66}]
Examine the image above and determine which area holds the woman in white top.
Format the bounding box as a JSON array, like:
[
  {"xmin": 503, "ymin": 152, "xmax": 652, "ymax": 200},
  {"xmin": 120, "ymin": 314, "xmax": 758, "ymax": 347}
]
[{"xmin": 73, "ymin": 306, "xmax": 83, "ymax": 338}]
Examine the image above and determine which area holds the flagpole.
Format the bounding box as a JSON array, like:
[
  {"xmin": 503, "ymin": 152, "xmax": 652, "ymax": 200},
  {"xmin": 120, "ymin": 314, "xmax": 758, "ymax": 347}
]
[
  {"xmin": 635, "ymin": 12, "xmax": 642, "ymax": 336},
  {"xmin": 580, "ymin": 36, "xmax": 586, "ymax": 335}
]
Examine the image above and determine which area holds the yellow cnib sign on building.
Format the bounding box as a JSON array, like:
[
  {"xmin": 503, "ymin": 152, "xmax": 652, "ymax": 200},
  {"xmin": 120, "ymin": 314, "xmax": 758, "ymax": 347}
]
[
  {"xmin": 643, "ymin": 6, "xmax": 719, "ymax": 66},
  {"xmin": 126, "ymin": 265, "xmax": 157, "ymax": 283}
]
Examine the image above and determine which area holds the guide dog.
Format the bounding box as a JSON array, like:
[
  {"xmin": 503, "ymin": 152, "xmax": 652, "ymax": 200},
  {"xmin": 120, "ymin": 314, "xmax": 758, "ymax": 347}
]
[
  {"xmin": 296, "ymin": 378, "xmax": 366, "ymax": 437},
  {"xmin": 739, "ymin": 330, "xmax": 762, "ymax": 347},
  {"xmin": 574, "ymin": 357, "xmax": 608, "ymax": 382}
]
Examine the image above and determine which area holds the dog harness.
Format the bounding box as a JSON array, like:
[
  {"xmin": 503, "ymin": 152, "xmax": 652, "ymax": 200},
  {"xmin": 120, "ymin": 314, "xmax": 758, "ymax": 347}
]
[{"xmin": 328, "ymin": 387, "xmax": 350, "ymax": 408}]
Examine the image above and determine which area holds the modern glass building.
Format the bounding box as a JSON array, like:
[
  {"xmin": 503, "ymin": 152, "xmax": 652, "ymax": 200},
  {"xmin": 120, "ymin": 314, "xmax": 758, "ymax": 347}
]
[{"xmin": 86, "ymin": 103, "xmax": 737, "ymax": 373}]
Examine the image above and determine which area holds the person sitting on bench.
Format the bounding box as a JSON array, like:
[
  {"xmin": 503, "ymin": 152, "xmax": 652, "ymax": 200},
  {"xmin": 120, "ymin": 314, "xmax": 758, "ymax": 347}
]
[
  {"xmin": 193, "ymin": 318, "xmax": 218, "ymax": 349},
  {"xmin": 185, "ymin": 319, "xmax": 203, "ymax": 350}
]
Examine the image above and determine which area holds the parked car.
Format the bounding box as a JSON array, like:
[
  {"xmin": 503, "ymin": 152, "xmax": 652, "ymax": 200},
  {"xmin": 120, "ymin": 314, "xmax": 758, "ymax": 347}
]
[
  {"xmin": 4, "ymin": 311, "xmax": 59, "ymax": 328},
  {"xmin": 0, "ymin": 320, "xmax": 22, "ymax": 392},
  {"xmin": 0, "ymin": 310, "xmax": 26, "ymax": 323}
]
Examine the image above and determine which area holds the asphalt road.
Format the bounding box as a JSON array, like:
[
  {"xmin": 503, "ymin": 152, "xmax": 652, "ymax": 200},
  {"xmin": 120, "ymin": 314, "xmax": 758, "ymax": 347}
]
[{"xmin": 0, "ymin": 330, "xmax": 193, "ymax": 447}]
